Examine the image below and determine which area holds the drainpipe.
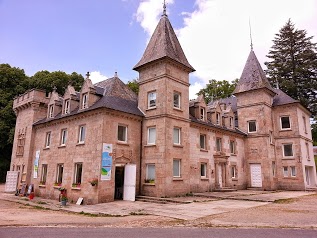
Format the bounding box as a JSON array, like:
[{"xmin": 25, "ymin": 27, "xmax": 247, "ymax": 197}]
[{"xmin": 139, "ymin": 120, "xmax": 143, "ymax": 196}]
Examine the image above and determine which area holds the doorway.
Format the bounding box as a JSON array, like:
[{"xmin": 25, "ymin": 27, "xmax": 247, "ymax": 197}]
[
  {"xmin": 250, "ymin": 164, "xmax": 262, "ymax": 188},
  {"xmin": 115, "ymin": 166, "xmax": 124, "ymax": 200}
]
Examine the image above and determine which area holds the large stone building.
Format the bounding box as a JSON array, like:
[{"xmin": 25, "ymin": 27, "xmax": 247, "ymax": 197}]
[{"xmin": 7, "ymin": 9, "xmax": 317, "ymax": 204}]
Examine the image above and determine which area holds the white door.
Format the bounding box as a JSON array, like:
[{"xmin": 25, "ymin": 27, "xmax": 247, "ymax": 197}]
[
  {"xmin": 250, "ymin": 164, "xmax": 262, "ymax": 187},
  {"xmin": 123, "ymin": 164, "xmax": 136, "ymax": 201},
  {"xmin": 218, "ymin": 165, "xmax": 223, "ymax": 188},
  {"xmin": 305, "ymin": 167, "xmax": 310, "ymax": 186}
]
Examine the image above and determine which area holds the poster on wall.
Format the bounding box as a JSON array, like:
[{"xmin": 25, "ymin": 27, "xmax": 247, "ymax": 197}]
[
  {"xmin": 33, "ymin": 150, "xmax": 40, "ymax": 178},
  {"xmin": 101, "ymin": 143, "xmax": 112, "ymax": 181}
]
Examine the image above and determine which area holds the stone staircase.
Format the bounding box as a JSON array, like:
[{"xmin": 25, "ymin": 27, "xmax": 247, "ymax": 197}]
[{"xmin": 135, "ymin": 196, "xmax": 191, "ymax": 204}]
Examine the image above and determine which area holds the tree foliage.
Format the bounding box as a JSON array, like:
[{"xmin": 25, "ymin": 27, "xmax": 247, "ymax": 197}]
[
  {"xmin": 127, "ymin": 79, "xmax": 139, "ymax": 95},
  {"xmin": 265, "ymin": 19, "xmax": 317, "ymax": 119},
  {"xmin": 197, "ymin": 79, "xmax": 238, "ymax": 104}
]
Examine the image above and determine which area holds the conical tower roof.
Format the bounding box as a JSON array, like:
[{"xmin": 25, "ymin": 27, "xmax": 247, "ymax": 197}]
[
  {"xmin": 133, "ymin": 15, "xmax": 195, "ymax": 72},
  {"xmin": 233, "ymin": 50, "xmax": 275, "ymax": 94}
]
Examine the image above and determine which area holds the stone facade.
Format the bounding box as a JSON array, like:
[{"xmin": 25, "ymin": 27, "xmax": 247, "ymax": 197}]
[{"xmin": 8, "ymin": 12, "xmax": 317, "ymax": 204}]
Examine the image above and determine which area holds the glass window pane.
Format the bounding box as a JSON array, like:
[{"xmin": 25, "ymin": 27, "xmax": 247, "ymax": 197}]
[
  {"xmin": 174, "ymin": 93, "xmax": 180, "ymax": 108},
  {"xmin": 173, "ymin": 128, "xmax": 180, "ymax": 144},
  {"xmin": 118, "ymin": 126, "xmax": 126, "ymax": 142},
  {"xmin": 200, "ymin": 135, "xmax": 205, "ymax": 149},
  {"xmin": 281, "ymin": 116, "xmax": 290, "ymax": 129},
  {"xmin": 146, "ymin": 164, "xmax": 155, "ymax": 180},
  {"xmin": 148, "ymin": 92, "xmax": 156, "ymax": 108},
  {"xmin": 148, "ymin": 128, "xmax": 156, "ymax": 144},
  {"xmin": 283, "ymin": 144, "xmax": 293, "ymax": 157},
  {"xmin": 248, "ymin": 121, "xmax": 256, "ymax": 132},
  {"xmin": 173, "ymin": 160, "xmax": 180, "ymax": 177}
]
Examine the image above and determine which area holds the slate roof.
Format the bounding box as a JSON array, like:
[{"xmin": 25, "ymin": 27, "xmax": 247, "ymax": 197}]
[
  {"xmin": 272, "ymin": 88, "xmax": 298, "ymax": 106},
  {"xmin": 33, "ymin": 77, "xmax": 143, "ymax": 125},
  {"xmin": 233, "ymin": 50, "xmax": 275, "ymax": 95},
  {"xmin": 133, "ymin": 15, "xmax": 195, "ymax": 72}
]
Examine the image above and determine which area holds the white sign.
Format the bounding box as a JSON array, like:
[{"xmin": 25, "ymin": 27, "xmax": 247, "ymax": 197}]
[
  {"xmin": 33, "ymin": 150, "xmax": 40, "ymax": 178},
  {"xmin": 101, "ymin": 143, "xmax": 113, "ymax": 181},
  {"xmin": 5, "ymin": 171, "xmax": 19, "ymax": 192}
]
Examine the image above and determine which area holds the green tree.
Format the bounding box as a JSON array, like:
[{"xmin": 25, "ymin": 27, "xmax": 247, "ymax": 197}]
[
  {"xmin": 265, "ymin": 19, "xmax": 317, "ymax": 119},
  {"xmin": 127, "ymin": 79, "xmax": 139, "ymax": 95},
  {"xmin": 197, "ymin": 79, "xmax": 238, "ymax": 104},
  {"xmin": 28, "ymin": 70, "xmax": 84, "ymax": 95},
  {"xmin": 0, "ymin": 64, "xmax": 29, "ymax": 181}
]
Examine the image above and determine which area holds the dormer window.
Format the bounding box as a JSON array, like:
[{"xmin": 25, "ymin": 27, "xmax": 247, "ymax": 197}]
[
  {"xmin": 48, "ymin": 105, "xmax": 54, "ymax": 118},
  {"xmin": 82, "ymin": 93, "xmax": 88, "ymax": 109},
  {"xmin": 64, "ymin": 99, "xmax": 70, "ymax": 114},
  {"xmin": 173, "ymin": 92, "xmax": 181, "ymax": 109},
  {"xmin": 148, "ymin": 91, "xmax": 156, "ymax": 109},
  {"xmin": 200, "ymin": 107, "xmax": 205, "ymax": 120},
  {"xmin": 216, "ymin": 113, "xmax": 220, "ymax": 125}
]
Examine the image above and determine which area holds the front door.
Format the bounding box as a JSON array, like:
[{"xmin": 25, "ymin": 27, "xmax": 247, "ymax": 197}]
[
  {"xmin": 250, "ymin": 164, "xmax": 262, "ymax": 187},
  {"xmin": 218, "ymin": 164, "xmax": 223, "ymax": 188},
  {"xmin": 123, "ymin": 164, "xmax": 136, "ymax": 201},
  {"xmin": 114, "ymin": 166, "xmax": 124, "ymax": 200}
]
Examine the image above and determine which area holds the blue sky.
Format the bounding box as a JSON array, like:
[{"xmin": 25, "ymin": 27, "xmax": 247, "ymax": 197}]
[{"xmin": 1, "ymin": 0, "xmax": 316, "ymax": 99}]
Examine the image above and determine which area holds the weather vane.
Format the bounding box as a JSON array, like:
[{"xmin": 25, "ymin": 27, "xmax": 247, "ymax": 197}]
[{"xmin": 162, "ymin": 0, "xmax": 167, "ymax": 16}]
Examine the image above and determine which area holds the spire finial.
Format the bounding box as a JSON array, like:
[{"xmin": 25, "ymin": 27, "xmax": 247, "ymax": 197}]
[
  {"xmin": 86, "ymin": 71, "xmax": 90, "ymax": 79},
  {"xmin": 249, "ymin": 18, "xmax": 253, "ymax": 50},
  {"xmin": 162, "ymin": 0, "xmax": 167, "ymax": 16}
]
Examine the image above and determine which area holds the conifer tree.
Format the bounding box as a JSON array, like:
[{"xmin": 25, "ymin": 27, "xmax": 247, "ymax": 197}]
[{"xmin": 265, "ymin": 19, "xmax": 317, "ymax": 119}]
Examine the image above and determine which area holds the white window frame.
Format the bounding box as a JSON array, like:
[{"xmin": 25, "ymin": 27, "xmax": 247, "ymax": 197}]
[
  {"xmin": 229, "ymin": 117, "xmax": 233, "ymax": 128},
  {"xmin": 147, "ymin": 127, "xmax": 156, "ymax": 145},
  {"xmin": 118, "ymin": 125, "xmax": 128, "ymax": 142},
  {"xmin": 82, "ymin": 93, "xmax": 88, "ymax": 109},
  {"xmin": 269, "ymin": 131, "xmax": 273, "ymax": 144},
  {"xmin": 306, "ymin": 143, "xmax": 310, "ymax": 160},
  {"xmin": 282, "ymin": 143, "xmax": 294, "ymax": 157},
  {"xmin": 200, "ymin": 134, "xmax": 206, "ymax": 150},
  {"xmin": 272, "ymin": 161, "xmax": 276, "ymax": 177},
  {"xmin": 173, "ymin": 127, "xmax": 181, "ymax": 145},
  {"xmin": 60, "ymin": 129, "xmax": 67, "ymax": 146},
  {"xmin": 200, "ymin": 107, "xmax": 205, "ymax": 120},
  {"xmin": 201, "ymin": 163, "xmax": 207, "ymax": 178},
  {"xmin": 48, "ymin": 104, "xmax": 54, "ymax": 118},
  {"xmin": 231, "ymin": 165, "xmax": 237, "ymax": 178},
  {"xmin": 280, "ymin": 116, "xmax": 291, "ymax": 130},
  {"xmin": 56, "ymin": 164, "xmax": 64, "ymax": 184},
  {"xmin": 283, "ymin": 166, "xmax": 288, "ymax": 177},
  {"xmin": 148, "ymin": 91, "xmax": 156, "ymax": 109},
  {"xmin": 173, "ymin": 92, "xmax": 181, "ymax": 109},
  {"xmin": 146, "ymin": 164, "xmax": 155, "ymax": 182},
  {"xmin": 173, "ymin": 159, "xmax": 181, "ymax": 178},
  {"xmin": 73, "ymin": 163, "xmax": 83, "ymax": 185},
  {"xmin": 290, "ymin": 166, "xmax": 296, "ymax": 177},
  {"xmin": 64, "ymin": 99, "xmax": 70, "ymax": 114},
  {"xmin": 248, "ymin": 120, "xmax": 257, "ymax": 133},
  {"xmin": 78, "ymin": 125, "xmax": 86, "ymax": 144},
  {"xmin": 40, "ymin": 164, "xmax": 48, "ymax": 185},
  {"xmin": 216, "ymin": 113, "xmax": 220, "ymax": 125},
  {"xmin": 45, "ymin": 132, "xmax": 51, "ymax": 148},
  {"xmin": 216, "ymin": 138, "xmax": 222, "ymax": 152}
]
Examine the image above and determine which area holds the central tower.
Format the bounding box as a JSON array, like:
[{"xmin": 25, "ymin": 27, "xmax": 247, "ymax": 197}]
[{"xmin": 133, "ymin": 7, "xmax": 195, "ymax": 197}]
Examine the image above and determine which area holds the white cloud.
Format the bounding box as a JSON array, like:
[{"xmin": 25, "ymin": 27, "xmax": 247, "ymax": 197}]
[
  {"xmin": 135, "ymin": 0, "xmax": 317, "ymax": 86},
  {"xmin": 189, "ymin": 81, "xmax": 204, "ymax": 100},
  {"xmin": 89, "ymin": 71, "xmax": 108, "ymax": 84}
]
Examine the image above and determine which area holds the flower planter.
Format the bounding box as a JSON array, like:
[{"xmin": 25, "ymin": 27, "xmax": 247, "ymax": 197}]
[{"xmin": 61, "ymin": 200, "xmax": 67, "ymax": 206}]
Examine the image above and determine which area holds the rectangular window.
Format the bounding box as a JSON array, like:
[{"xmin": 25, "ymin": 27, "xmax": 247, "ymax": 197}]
[
  {"xmin": 200, "ymin": 107, "xmax": 205, "ymax": 120},
  {"xmin": 290, "ymin": 166, "xmax": 296, "ymax": 177},
  {"xmin": 118, "ymin": 125, "xmax": 127, "ymax": 142},
  {"xmin": 146, "ymin": 164, "xmax": 155, "ymax": 182},
  {"xmin": 306, "ymin": 143, "xmax": 310, "ymax": 160},
  {"xmin": 303, "ymin": 116, "xmax": 307, "ymax": 133},
  {"xmin": 82, "ymin": 93, "xmax": 88, "ymax": 109},
  {"xmin": 148, "ymin": 91, "xmax": 156, "ymax": 108},
  {"xmin": 272, "ymin": 161, "xmax": 276, "ymax": 177},
  {"xmin": 283, "ymin": 166, "xmax": 288, "ymax": 177},
  {"xmin": 173, "ymin": 127, "xmax": 181, "ymax": 145},
  {"xmin": 280, "ymin": 116, "xmax": 291, "ymax": 130},
  {"xmin": 230, "ymin": 140, "xmax": 235, "ymax": 154},
  {"xmin": 201, "ymin": 163, "xmax": 207, "ymax": 178},
  {"xmin": 222, "ymin": 116, "xmax": 225, "ymax": 127},
  {"xmin": 147, "ymin": 127, "xmax": 156, "ymax": 145},
  {"xmin": 78, "ymin": 125, "xmax": 86, "ymax": 143},
  {"xmin": 230, "ymin": 117, "xmax": 233, "ymax": 128},
  {"xmin": 173, "ymin": 92, "xmax": 181, "ymax": 109},
  {"xmin": 269, "ymin": 131, "xmax": 273, "ymax": 144},
  {"xmin": 73, "ymin": 163, "xmax": 83, "ymax": 185},
  {"xmin": 248, "ymin": 120, "xmax": 257, "ymax": 133},
  {"xmin": 231, "ymin": 166, "xmax": 237, "ymax": 178},
  {"xmin": 56, "ymin": 164, "xmax": 64, "ymax": 185},
  {"xmin": 64, "ymin": 99, "xmax": 70, "ymax": 114},
  {"xmin": 283, "ymin": 144, "xmax": 293, "ymax": 157},
  {"xmin": 60, "ymin": 129, "xmax": 67, "ymax": 145},
  {"xmin": 45, "ymin": 132, "xmax": 51, "ymax": 148},
  {"xmin": 21, "ymin": 165, "xmax": 26, "ymax": 182},
  {"xmin": 40, "ymin": 164, "xmax": 48, "ymax": 185},
  {"xmin": 173, "ymin": 159, "xmax": 181, "ymax": 177},
  {"xmin": 216, "ymin": 138, "xmax": 222, "ymax": 152},
  {"xmin": 200, "ymin": 134, "xmax": 206, "ymax": 150},
  {"xmin": 216, "ymin": 113, "xmax": 220, "ymax": 125},
  {"xmin": 48, "ymin": 104, "xmax": 54, "ymax": 118}
]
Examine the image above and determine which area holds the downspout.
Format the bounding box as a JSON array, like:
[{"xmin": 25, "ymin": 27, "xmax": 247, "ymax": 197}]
[{"xmin": 139, "ymin": 119, "xmax": 143, "ymax": 196}]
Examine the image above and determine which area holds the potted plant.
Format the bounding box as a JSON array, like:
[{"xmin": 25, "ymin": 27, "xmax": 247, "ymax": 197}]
[
  {"xmin": 61, "ymin": 194, "xmax": 68, "ymax": 206},
  {"xmin": 89, "ymin": 178, "xmax": 98, "ymax": 186},
  {"xmin": 72, "ymin": 183, "xmax": 80, "ymax": 188},
  {"xmin": 39, "ymin": 181, "xmax": 45, "ymax": 185}
]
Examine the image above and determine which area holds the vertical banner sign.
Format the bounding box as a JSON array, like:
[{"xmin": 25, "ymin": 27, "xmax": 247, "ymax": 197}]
[
  {"xmin": 33, "ymin": 150, "xmax": 40, "ymax": 178},
  {"xmin": 101, "ymin": 144, "xmax": 112, "ymax": 180}
]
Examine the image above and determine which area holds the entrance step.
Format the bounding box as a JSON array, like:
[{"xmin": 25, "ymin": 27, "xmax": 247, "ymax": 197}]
[
  {"xmin": 306, "ymin": 187, "xmax": 317, "ymax": 192},
  {"xmin": 213, "ymin": 187, "xmax": 237, "ymax": 192},
  {"xmin": 247, "ymin": 187, "xmax": 264, "ymax": 191},
  {"xmin": 135, "ymin": 196, "xmax": 191, "ymax": 204}
]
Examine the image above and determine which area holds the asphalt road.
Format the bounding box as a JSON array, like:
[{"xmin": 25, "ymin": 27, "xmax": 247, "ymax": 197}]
[{"xmin": 1, "ymin": 227, "xmax": 316, "ymax": 238}]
